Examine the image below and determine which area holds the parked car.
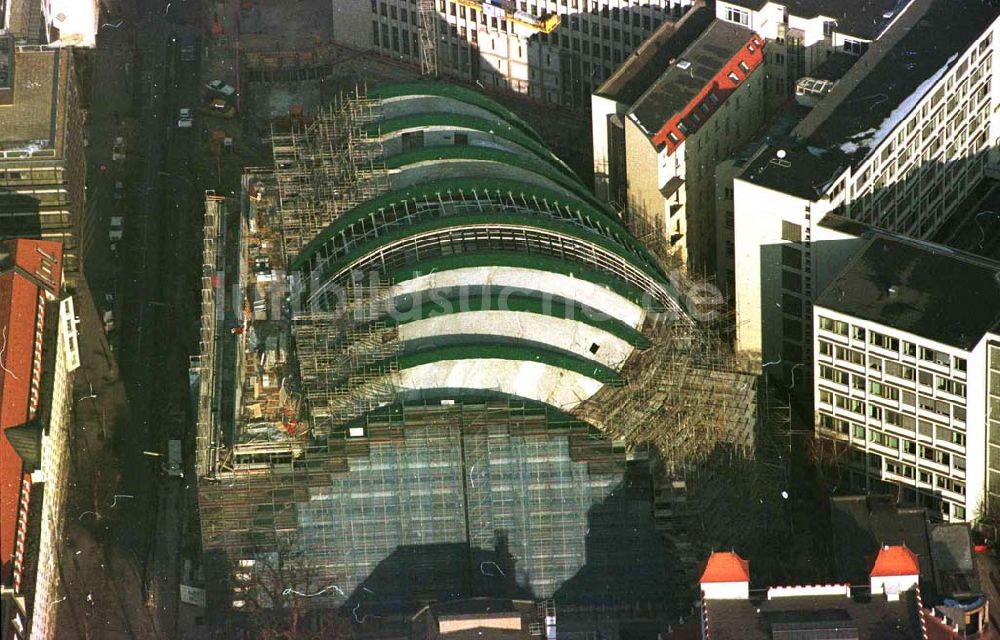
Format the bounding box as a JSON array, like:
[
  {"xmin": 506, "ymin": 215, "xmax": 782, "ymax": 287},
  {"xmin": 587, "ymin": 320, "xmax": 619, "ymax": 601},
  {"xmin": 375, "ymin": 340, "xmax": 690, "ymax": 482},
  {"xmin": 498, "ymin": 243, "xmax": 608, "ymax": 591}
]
[
  {"xmin": 177, "ymin": 108, "xmax": 193, "ymax": 128},
  {"xmin": 112, "ymin": 136, "xmax": 126, "ymax": 162},
  {"xmin": 207, "ymin": 98, "xmax": 237, "ymax": 119},
  {"xmin": 109, "ymin": 216, "xmax": 124, "ymax": 242},
  {"xmin": 205, "ymin": 79, "xmax": 235, "ymax": 96},
  {"xmin": 113, "ymin": 181, "xmax": 124, "ymax": 200}
]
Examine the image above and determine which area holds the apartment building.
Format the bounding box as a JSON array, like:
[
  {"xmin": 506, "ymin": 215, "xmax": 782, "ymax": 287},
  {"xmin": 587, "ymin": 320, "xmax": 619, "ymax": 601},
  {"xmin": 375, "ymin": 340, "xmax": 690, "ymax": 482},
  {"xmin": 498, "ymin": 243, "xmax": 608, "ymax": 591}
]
[
  {"xmin": 0, "ymin": 40, "xmax": 86, "ymax": 282},
  {"xmin": 812, "ymin": 234, "xmax": 1000, "ymax": 523},
  {"xmin": 731, "ymin": 0, "xmax": 1000, "ymax": 373},
  {"xmin": 333, "ymin": 0, "xmax": 692, "ymax": 107},
  {"xmin": 592, "ymin": 19, "xmax": 766, "ymax": 272},
  {"xmin": 0, "ymin": 239, "xmax": 79, "ymax": 640}
]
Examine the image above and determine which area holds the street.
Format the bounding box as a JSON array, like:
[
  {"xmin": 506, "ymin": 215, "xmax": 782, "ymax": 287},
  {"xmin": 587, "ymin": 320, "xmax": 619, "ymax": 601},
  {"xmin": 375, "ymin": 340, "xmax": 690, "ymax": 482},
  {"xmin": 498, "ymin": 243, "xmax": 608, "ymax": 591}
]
[{"xmin": 54, "ymin": 0, "xmax": 208, "ymax": 637}]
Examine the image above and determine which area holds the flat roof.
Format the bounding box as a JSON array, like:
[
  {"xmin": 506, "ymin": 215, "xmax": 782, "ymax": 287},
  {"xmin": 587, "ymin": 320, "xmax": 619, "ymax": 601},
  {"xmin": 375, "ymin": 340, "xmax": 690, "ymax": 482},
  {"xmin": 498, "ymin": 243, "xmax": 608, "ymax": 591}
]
[
  {"xmin": 596, "ymin": 2, "xmax": 713, "ymax": 105},
  {"xmin": 722, "ymin": 0, "xmax": 911, "ymax": 40},
  {"xmin": 0, "ymin": 47, "xmax": 70, "ymax": 154},
  {"xmin": 928, "ymin": 524, "xmax": 980, "ymax": 598},
  {"xmin": 704, "ymin": 589, "xmax": 923, "ymax": 639},
  {"xmin": 738, "ymin": 145, "xmax": 844, "ymax": 200},
  {"xmin": 815, "ymin": 234, "xmax": 1000, "ymax": 350},
  {"xmin": 805, "ymin": 0, "xmax": 999, "ymax": 161},
  {"xmin": 628, "ymin": 20, "xmax": 753, "ymax": 138}
]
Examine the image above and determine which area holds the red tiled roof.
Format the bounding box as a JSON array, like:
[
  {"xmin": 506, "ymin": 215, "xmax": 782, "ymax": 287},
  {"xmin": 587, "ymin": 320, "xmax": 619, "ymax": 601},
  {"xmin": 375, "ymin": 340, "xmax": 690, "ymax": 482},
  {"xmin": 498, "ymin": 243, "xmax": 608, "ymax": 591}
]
[
  {"xmin": 7, "ymin": 239, "xmax": 62, "ymax": 295},
  {"xmin": 870, "ymin": 545, "xmax": 920, "ymax": 578},
  {"xmin": 700, "ymin": 552, "xmax": 750, "ymax": 584},
  {"xmin": 0, "ymin": 239, "xmax": 61, "ymax": 587}
]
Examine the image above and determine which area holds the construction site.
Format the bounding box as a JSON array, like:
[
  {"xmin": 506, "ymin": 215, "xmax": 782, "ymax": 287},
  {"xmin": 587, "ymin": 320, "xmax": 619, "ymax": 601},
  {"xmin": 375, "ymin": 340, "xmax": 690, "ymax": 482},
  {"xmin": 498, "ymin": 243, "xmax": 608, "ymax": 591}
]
[{"xmin": 191, "ymin": 82, "xmax": 783, "ymax": 630}]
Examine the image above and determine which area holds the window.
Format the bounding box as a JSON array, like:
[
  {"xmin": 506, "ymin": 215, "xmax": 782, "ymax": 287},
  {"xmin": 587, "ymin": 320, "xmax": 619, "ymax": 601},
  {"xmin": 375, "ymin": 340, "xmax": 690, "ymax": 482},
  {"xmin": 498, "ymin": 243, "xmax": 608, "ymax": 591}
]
[
  {"xmin": 823, "ymin": 21, "xmax": 836, "ymax": 37},
  {"xmin": 781, "ymin": 244, "xmax": 801, "ymax": 269},
  {"xmin": 738, "ymin": 60, "xmax": 750, "ymax": 73},
  {"xmin": 782, "ymin": 220, "xmax": 802, "ymax": 242},
  {"xmin": 852, "ymin": 326, "xmax": 866, "ymax": 341},
  {"xmin": 843, "ymin": 38, "xmax": 866, "ymax": 55},
  {"xmin": 666, "ymin": 131, "xmax": 679, "ymax": 144},
  {"xmin": 820, "ymin": 317, "xmax": 849, "ymax": 336},
  {"xmin": 869, "ymin": 331, "xmax": 899, "ymax": 351},
  {"xmin": 727, "ymin": 71, "xmax": 741, "ymax": 83},
  {"xmin": 401, "ymin": 130, "xmax": 425, "ymax": 151},
  {"xmin": 454, "ymin": 133, "xmax": 469, "ymax": 145},
  {"xmin": 724, "ymin": 6, "xmax": 749, "ymax": 25}
]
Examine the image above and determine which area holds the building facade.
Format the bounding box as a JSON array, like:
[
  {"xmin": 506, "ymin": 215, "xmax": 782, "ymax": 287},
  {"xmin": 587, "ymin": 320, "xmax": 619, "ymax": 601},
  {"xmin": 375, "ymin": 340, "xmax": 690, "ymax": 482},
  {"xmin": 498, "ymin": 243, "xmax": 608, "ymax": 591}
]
[
  {"xmin": 196, "ymin": 84, "xmax": 756, "ymax": 621},
  {"xmin": 0, "ymin": 239, "xmax": 78, "ymax": 640},
  {"xmin": 333, "ymin": 0, "xmax": 693, "ymax": 107},
  {"xmin": 732, "ymin": 0, "xmax": 1000, "ymax": 373},
  {"xmin": 592, "ymin": 19, "xmax": 767, "ymax": 274},
  {"xmin": 812, "ymin": 234, "xmax": 1000, "ymax": 523},
  {"xmin": 0, "ymin": 41, "xmax": 86, "ymax": 282}
]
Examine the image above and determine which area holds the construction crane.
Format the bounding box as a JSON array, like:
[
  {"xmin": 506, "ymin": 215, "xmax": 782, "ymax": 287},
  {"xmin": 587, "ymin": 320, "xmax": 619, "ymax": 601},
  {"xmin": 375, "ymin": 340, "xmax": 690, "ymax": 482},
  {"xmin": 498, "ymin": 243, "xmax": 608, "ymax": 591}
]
[{"xmin": 418, "ymin": 0, "xmax": 439, "ymax": 77}]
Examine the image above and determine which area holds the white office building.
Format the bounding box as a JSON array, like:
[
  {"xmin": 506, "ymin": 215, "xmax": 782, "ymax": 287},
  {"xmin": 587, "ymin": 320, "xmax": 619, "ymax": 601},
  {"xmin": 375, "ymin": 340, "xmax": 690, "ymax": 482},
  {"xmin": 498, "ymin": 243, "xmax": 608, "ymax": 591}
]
[
  {"xmin": 731, "ymin": 0, "xmax": 1000, "ymax": 373},
  {"xmin": 813, "ymin": 233, "xmax": 1000, "ymax": 523}
]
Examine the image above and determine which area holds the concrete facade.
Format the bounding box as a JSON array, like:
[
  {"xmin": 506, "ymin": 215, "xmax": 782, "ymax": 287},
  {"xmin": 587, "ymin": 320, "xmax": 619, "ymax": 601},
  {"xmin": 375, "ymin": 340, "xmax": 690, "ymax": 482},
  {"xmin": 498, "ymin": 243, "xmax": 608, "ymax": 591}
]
[
  {"xmin": 335, "ymin": 0, "xmax": 693, "ymax": 108},
  {"xmin": 731, "ymin": 0, "xmax": 1000, "ymax": 377}
]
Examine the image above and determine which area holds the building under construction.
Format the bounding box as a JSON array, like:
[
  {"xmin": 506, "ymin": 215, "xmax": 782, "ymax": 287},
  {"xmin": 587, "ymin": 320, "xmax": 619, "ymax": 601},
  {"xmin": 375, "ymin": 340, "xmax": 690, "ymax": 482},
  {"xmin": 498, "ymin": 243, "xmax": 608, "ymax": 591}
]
[{"xmin": 194, "ymin": 82, "xmax": 759, "ymax": 625}]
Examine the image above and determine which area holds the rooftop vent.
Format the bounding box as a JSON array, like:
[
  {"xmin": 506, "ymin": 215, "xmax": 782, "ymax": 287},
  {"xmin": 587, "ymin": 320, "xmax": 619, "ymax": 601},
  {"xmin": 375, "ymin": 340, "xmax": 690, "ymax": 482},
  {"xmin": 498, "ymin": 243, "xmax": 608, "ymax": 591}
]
[
  {"xmin": 676, "ymin": 59, "xmax": 691, "ymax": 70},
  {"xmin": 887, "ymin": 286, "xmax": 897, "ymax": 297}
]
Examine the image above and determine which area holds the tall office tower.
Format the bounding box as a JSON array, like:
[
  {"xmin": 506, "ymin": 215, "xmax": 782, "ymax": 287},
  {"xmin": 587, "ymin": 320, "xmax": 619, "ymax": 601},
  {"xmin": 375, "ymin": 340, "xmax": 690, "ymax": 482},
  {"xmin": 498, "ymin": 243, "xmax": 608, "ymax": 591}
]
[{"xmin": 192, "ymin": 83, "xmax": 757, "ymax": 628}]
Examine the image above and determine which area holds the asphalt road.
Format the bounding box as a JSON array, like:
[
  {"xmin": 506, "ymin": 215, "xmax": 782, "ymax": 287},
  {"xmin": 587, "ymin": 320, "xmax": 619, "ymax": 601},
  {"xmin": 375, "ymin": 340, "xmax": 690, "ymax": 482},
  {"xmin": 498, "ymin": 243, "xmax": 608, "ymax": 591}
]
[{"xmin": 54, "ymin": 0, "xmax": 206, "ymax": 637}]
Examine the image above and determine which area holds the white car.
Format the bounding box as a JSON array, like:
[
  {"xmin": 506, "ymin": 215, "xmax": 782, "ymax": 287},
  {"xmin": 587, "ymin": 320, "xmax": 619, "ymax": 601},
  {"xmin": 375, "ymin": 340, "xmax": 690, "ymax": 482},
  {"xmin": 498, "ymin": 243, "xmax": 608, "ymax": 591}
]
[
  {"xmin": 177, "ymin": 108, "xmax": 193, "ymax": 128},
  {"xmin": 109, "ymin": 216, "xmax": 124, "ymax": 241},
  {"xmin": 205, "ymin": 80, "xmax": 235, "ymax": 96}
]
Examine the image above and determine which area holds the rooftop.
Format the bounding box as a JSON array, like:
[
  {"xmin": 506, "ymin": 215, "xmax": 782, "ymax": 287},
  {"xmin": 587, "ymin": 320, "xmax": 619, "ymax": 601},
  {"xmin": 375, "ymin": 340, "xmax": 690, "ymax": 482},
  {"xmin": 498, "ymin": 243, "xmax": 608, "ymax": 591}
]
[
  {"xmin": 0, "ymin": 239, "xmax": 62, "ymax": 586},
  {"xmin": 721, "ymin": 0, "xmax": 911, "ymax": 40},
  {"xmin": 871, "ymin": 546, "xmax": 921, "ymax": 578},
  {"xmin": 628, "ymin": 20, "xmax": 755, "ymax": 139},
  {"xmin": 595, "ymin": 2, "xmax": 713, "ymax": 105},
  {"xmin": 830, "ymin": 495, "xmax": 931, "ymax": 588},
  {"xmin": 737, "ymin": 144, "xmax": 844, "ymax": 200},
  {"xmin": 815, "ymin": 234, "xmax": 1000, "ymax": 350},
  {"xmin": 804, "ymin": 0, "xmax": 999, "ymax": 162},
  {"xmin": 699, "ymin": 551, "xmax": 750, "ymax": 583},
  {"xmin": 704, "ymin": 589, "xmax": 924, "ymax": 639},
  {"xmin": 928, "ymin": 524, "xmax": 980, "ymax": 598},
  {"xmin": 0, "ymin": 47, "xmax": 70, "ymax": 153}
]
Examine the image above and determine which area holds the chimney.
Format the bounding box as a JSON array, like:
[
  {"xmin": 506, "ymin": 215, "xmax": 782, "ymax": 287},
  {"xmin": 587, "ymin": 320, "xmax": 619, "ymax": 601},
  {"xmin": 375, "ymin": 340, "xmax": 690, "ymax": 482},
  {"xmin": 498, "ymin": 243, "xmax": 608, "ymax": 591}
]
[
  {"xmin": 869, "ymin": 545, "xmax": 920, "ymax": 600},
  {"xmin": 699, "ymin": 552, "xmax": 750, "ymax": 600}
]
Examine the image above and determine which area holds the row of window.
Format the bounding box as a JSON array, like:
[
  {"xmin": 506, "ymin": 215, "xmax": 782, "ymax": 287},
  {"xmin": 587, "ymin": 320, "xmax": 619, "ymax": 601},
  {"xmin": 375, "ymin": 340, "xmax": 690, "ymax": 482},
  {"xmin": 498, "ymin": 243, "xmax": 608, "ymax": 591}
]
[
  {"xmin": 826, "ymin": 418, "xmax": 968, "ymax": 474},
  {"xmin": 818, "ymin": 318, "xmax": 968, "ymax": 370},
  {"xmin": 819, "ymin": 386, "xmax": 967, "ymax": 425},
  {"xmin": 817, "ymin": 352, "xmax": 968, "ymax": 400}
]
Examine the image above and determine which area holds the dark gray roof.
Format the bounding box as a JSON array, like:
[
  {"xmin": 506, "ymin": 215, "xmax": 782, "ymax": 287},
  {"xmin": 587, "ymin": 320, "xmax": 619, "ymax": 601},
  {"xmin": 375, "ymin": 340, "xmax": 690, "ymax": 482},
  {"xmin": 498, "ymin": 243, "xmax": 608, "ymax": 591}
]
[
  {"xmin": 704, "ymin": 590, "xmax": 923, "ymax": 639},
  {"xmin": 722, "ymin": 0, "xmax": 911, "ymax": 40},
  {"xmin": 628, "ymin": 20, "xmax": 753, "ymax": 139},
  {"xmin": 830, "ymin": 496, "xmax": 932, "ymax": 588},
  {"xmin": 596, "ymin": 3, "xmax": 713, "ymax": 104},
  {"xmin": 738, "ymin": 145, "xmax": 844, "ymax": 200},
  {"xmin": 928, "ymin": 524, "xmax": 980, "ymax": 599},
  {"xmin": 815, "ymin": 234, "xmax": 1000, "ymax": 350},
  {"xmin": 806, "ymin": 0, "xmax": 1000, "ymax": 160},
  {"xmin": 819, "ymin": 213, "xmax": 872, "ymax": 238}
]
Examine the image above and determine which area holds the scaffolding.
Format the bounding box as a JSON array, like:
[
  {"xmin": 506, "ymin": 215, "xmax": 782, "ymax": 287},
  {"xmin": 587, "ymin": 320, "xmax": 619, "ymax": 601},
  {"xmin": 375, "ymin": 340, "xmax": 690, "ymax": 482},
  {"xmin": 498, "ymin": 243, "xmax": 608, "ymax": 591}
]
[
  {"xmin": 293, "ymin": 278, "xmax": 404, "ymax": 436},
  {"xmin": 198, "ymin": 399, "xmax": 664, "ymax": 609},
  {"xmin": 191, "ymin": 193, "xmax": 227, "ymax": 477},
  {"xmin": 418, "ymin": 0, "xmax": 439, "ymax": 76},
  {"xmin": 270, "ymin": 90, "xmax": 390, "ymax": 263},
  {"xmin": 570, "ymin": 306, "xmax": 757, "ymax": 475}
]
